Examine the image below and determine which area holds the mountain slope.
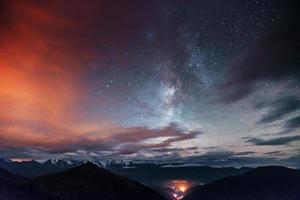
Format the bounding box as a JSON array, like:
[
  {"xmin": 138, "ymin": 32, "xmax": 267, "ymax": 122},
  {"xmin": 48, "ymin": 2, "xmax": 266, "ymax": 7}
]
[
  {"xmin": 33, "ymin": 162, "xmax": 166, "ymax": 200},
  {"xmin": 184, "ymin": 166, "xmax": 300, "ymax": 200},
  {"xmin": 0, "ymin": 166, "xmax": 26, "ymax": 184},
  {"xmin": 0, "ymin": 167, "xmax": 57, "ymax": 200}
]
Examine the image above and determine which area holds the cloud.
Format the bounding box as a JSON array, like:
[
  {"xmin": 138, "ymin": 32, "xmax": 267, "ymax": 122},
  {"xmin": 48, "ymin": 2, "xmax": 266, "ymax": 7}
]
[
  {"xmin": 0, "ymin": 0, "xmax": 104, "ymax": 151},
  {"xmin": 285, "ymin": 153, "xmax": 300, "ymax": 167},
  {"xmin": 245, "ymin": 135, "xmax": 300, "ymax": 146},
  {"xmin": 179, "ymin": 150, "xmax": 278, "ymax": 167},
  {"xmin": 254, "ymin": 96, "xmax": 300, "ymax": 135},
  {"xmin": 173, "ymin": 150, "xmax": 300, "ymax": 168},
  {"xmin": 151, "ymin": 147, "xmax": 198, "ymax": 153},
  {"xmin": 106, "ymin": 123, "xmax": 203, "ymax": 156},
  {"xmin": 221, "ymin": 0, "xmax": 300, "ymax": 102},
  {"xmin": 263, "ymin": 151, "xmax": 282, "ymax": 155},
  {"xmin": 285, "ymin": 116, "xmax": 300, "ymax": 129},
  {"xmin": 258, "ymin": 96, "xmax": 300, "ymax": 124},
  {"xmin": 234, "ymin": 151, "xmax": 256, "ymax": 156},
  {"xmin": 0, "ymin": 122, "xmax": 202, "ymax": 159}
]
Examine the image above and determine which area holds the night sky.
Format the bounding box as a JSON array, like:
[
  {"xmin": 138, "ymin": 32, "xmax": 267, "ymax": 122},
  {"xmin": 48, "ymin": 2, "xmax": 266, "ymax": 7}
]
[{"xmin": 0, "ymin": 0, "xmax": 299, "ymax": 167}]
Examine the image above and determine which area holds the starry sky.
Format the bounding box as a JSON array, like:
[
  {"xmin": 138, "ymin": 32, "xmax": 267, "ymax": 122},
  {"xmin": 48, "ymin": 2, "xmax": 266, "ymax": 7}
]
[{"xmin": 0, "ymin": 0, "xmax": 299, "ymax": 167}]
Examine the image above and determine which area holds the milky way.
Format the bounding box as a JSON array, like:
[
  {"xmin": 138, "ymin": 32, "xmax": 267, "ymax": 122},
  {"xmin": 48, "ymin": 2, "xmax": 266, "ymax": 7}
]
[{"xmin": 0, "ymin": 0, "xmax": 299, "ymax": 166}]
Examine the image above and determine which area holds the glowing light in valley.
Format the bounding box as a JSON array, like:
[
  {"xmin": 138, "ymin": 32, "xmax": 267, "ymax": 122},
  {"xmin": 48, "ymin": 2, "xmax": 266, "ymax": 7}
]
[
  {"xmin": 179, "ymin": 185, "xmax": 186, "ymax": 192},
  {"xmin": 166, "ymin": 180, "xmax": 195, "ymax": 200}
]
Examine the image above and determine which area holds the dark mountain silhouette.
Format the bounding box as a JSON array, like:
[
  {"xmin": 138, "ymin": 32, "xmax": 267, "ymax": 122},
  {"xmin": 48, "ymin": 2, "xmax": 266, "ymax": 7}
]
[
  {"xmin": 0, "ymin": 166, "xmax": 26, "ymax": 184},
  {"xmin": 184, "ymin": 166, "xmax": 300, "ymax": 200},
  {"xmin": 0, "ymin": 167, "xmax": 57, "ymax": 200},
  {"xmin": 33, "ymin": 162, "xmax": 166, "ymax": 200}
]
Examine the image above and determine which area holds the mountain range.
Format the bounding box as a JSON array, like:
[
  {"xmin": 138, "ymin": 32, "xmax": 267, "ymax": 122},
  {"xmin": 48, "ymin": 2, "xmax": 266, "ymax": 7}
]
[
  {"xmin": 184, "ymin": 166, "xmax": 300, "ymax": 200},
  {"xmin": 0, "ymin": 162, "xmax": 165, "ymax": 200},
  {"xmin": 0, "ymin": 158, "xmax": 251, "ymax": 185},
  {"xmin": 32, "ymin": 162, "xmax": 165, "ymax": 200},
  {"xmin": 1, "ymin": 159, "xmax": 300, "ymax": 200},
  {"xmin": 0, "ymin": 167, "xmax": 57, "ymax": 200}
]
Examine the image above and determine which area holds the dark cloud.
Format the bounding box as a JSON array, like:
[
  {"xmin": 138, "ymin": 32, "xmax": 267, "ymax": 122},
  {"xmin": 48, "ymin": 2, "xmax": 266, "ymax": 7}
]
[
  {"xmin": 285, "ymin": 153, "xmax": 300, "ymax": 167},
  {"xmin": 222, "ymin": 0, "xmax": 300, "ymax": 102},
  {"xmin": 234, "ymin": 151, "xmax": 256, "ymax": 156},
  {"xmin": 82, "ymin": 123, "xmax": 202, "ymax": 156},
  {"xmin": 175, "ymin": 150, "xmax": 300, "ymax": 167},
  {"xmin": 264, "ymin": 151, "xmax": 282, "ymax": 155},
  {"xmin": 258, "ymin": 96, "xmax": 300, "ymax": 124},
  {"xmin": 245, "ymin": 135, "xmax": 300, "ymax": 146},
  {"xmin": 0, "ymin": 123, "xmax": 202, "ymax": 159},
  {"xmin": 115, "ymin": 127, "xmax": 201, "ymax": 156},
  {"xmin": 285, "ymin": 116, "xmax": 300, "ymax": 129},
  {"xmin": 150, "ymin": 146, "xmax": 198, "ymax": 153},
  {"xmin": 181, "ymin": 151, "xmax": 277, "ymax": 167}
]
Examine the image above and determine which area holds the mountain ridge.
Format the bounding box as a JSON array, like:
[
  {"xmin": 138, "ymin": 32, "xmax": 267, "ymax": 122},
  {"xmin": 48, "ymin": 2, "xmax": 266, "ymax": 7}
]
[
  {"xmin": 0, "ymin": 158, "xmax": 252, "ymax": 185},
  {"xmin": 184, "ymin": 166, "xmax": 300, "ymax": 200},
  {"xmin": 0, "ymin": 166, "xmax": 58, "ymax": 200},
  {"xmin": 32, "ymin": 162, "xmax": 166, "ymax": 200}
]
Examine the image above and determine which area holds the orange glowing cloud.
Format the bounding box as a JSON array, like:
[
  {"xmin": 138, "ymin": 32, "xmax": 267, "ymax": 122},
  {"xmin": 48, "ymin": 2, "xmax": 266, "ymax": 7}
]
[{"xmin": 0, "ymin": 1, "xmax": 99, "ymax": 148}]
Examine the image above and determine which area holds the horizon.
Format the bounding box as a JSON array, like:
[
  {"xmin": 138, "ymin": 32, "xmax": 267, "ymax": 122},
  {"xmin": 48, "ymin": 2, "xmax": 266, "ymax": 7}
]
[
  {"xmin": 1, "ymin": 156, "xmax": 299, "ymax": 169},
  {"xmin": 0, "ymin": 0, "xmax": 299, "ymax": 168}
]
